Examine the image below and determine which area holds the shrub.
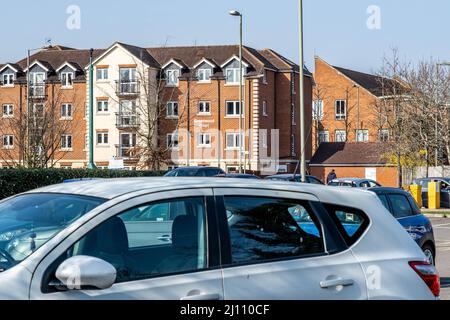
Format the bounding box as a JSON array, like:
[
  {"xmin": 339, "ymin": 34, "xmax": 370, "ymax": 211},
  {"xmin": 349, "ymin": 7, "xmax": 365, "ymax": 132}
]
[{"xmin": 0, "ymin": 168, "xmax": 166, "ymax": 200}]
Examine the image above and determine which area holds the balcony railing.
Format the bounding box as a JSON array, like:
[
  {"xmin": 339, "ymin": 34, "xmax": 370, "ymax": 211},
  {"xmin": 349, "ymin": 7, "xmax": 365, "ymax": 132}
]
[
  {"xmin": 115, "ymin": 144, "xmax": 139, "ymax": 160},
  {"xmin": 115, "ymin": 112, "xmax": 140, "ymax": 129},
  {"xmin": 28, "ymin": 84, "xmax": 47, "ymax": 99},
  {"xmin": 115, "ymin": 80, "xmax": 140, "ymax": 96}
]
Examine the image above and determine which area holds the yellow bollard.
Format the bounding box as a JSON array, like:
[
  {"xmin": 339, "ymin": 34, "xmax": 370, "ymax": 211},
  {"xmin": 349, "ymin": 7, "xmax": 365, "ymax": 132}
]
[
  {"xmin": 428, "ymin": 181, "xmax": 441, "ymax": 210},
  {"xmin": 410, "ymin": 185, "xmax": 422, "ymax": 208}
]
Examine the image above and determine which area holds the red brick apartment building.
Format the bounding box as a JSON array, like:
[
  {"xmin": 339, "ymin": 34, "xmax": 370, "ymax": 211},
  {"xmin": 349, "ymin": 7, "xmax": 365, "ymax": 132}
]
[{"xmin": 0, "ymin": 44, "xmax": 313, "ymax": 173}]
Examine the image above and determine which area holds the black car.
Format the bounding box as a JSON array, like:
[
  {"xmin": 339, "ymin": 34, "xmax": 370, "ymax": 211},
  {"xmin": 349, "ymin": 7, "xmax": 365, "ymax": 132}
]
[
  {"xmin": 264, "ymin": 174, "xmax": 324, "ymax": 184},
  {"xmin": 369, "ymin": 187, "xmax": 436, "ymax": 265},
  {"xmin": 412, "ymin": 177, "xmax": 450, "ymax": 208},
  {"xmin": 216, "ymin": 173, "xmax": 261, "ymax": 179},
  {"xmin": 164, "ymin": 166, "xmax": 225, "ymax": 177}
]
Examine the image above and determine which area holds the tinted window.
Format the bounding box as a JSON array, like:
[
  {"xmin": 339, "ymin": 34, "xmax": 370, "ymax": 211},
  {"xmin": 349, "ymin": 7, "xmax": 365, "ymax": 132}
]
[
  {"xmin": 0, "ymin": 193, "xmax": 105, "ymax": 271},
  {"xmin": 407, "ymin": 194, "xmax": 421, "ymax": 214},
  {"xmin": 377, "ymin": 194, "xmax": 391, "ymax": 212},
  {"xmin": 325, "ymin": 204, "xmax": 369, "ymax": 246},
  {"xmin": 329, "ymin": 181, "xmax": 339, "ymax": 186},
  {"xmin": 388, "ymin": 194, "xmax": 413, "ymax": 218},
  {"xmin": 205, "ymin": 168, "xmax": 221, "ymax": 177},
  {"xmin": 62, "ymin": 197, "xmax": 207, "ymax": 283},
  {"xmin": 224, "ymin": 196, "xmax": 325, "ymax": 265},
  {"xmin": 360, "ymin": 181, "xmax": 370, "ymax": 188},
  {"xmin": 307, "ymin": 177, "xmax": 323, "ymax": 185}
]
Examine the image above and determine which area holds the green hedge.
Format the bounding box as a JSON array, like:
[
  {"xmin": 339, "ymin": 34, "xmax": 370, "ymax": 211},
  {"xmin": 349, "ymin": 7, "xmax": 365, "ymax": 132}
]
[{"xmin": 0, "ymin": 169, "xmax": 166, "ymax": 200}]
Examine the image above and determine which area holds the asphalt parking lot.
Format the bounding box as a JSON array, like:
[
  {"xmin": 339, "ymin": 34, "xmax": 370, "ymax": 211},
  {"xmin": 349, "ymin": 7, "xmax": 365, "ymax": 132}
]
[{"xmin": 429, "ymin": 217, "xmax": 450, "ymax": 300}]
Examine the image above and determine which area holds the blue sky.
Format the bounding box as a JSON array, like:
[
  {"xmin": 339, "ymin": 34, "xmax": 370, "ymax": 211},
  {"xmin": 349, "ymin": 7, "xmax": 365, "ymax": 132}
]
[{"xmin": 1, "ymin": 0, "xmax": 449, "ymax": 73}]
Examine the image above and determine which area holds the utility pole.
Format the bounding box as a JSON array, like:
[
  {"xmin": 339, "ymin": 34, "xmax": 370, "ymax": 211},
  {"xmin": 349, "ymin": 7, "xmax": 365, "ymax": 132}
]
[
  {"xmin": 298, "ymin": 0, "xmax": 306, "ymax": 182},
  {"xmin": 87, "ymin": 48, "xmax": 97, "ymax": 169}
]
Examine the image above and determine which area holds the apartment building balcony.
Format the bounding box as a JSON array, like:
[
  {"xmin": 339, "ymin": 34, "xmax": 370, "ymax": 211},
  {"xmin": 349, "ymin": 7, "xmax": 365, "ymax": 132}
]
[
  {"xmin": 115, "ymin": 112, "xmax": 140, "ymax": 129},
  {"xmin": 115, "ymin": 144, "xmax": 139, "ymax": 160},
  {"xmin": 115, "ymin": 80, "xmax": 140, "ymax": 97},
  {"xmin": 28, "ymin": 84, "xmax": 47, "ymax": 100}
]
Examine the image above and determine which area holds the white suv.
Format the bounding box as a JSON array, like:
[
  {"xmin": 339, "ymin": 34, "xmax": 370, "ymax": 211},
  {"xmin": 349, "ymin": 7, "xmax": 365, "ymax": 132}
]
[{"xmin": 0, "ymin": 178, "xmax": 439, "ymax": 299}]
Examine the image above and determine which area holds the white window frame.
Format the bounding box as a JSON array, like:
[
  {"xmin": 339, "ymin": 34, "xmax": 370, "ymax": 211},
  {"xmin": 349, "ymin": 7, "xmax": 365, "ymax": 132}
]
[
  {"xmin": 61, "ymin": 134, "xmax": 73, "ymax": 150},
  {"xmin": 225, "ymin": 67, "xmax": 244, "ymax": 85},
  {"xmin": 60, "ymin": 72, "xmax": 74, "ymax": 87},
  {"xmin": 197, "ymin": 133, "xmax": 211, "ymax": 148},
  {"xmin": 262, "ymin": 70, "xmax": 268, "ymax": 85},
  {"xmin": 2, "ymin": 104, "xmax": 13, "ymax": 118},
  {"xmin": 96, "ymin": 132, "xmax": 109, "ymax": 146},
  {"xmin": 356, "ymin": 129, "xmax": 369, "ymax": 142},
  {"xmin": 166, "ymin": 132, "xmax": 179, "ymax": 150},
  {"xmin": 335, "ymin": 100, "xmax": 347, "ymax": 120},
  {"xmin": 318, "ymin": 131, "xmax": 329, "ymax": 144},
  {"xmin": 96, "ymin": 68, "xmax": 109, "ymax": 81},
  {"xmin": 262, "ymin": 101, "xmax": 268, "ymax": 116},
  {"xmin": 166, "ymin": 101, "xmax": 179, "ymax": 118},
  {"xmin": 60, "ymin": 103, "xmax": 73, "ymax": 119},
  {"xmin": 335, "ymin": 130, "xmax": 347, "ymax": 142},
  {"xmin": 97, "ymin": 100, "xmax": 109, "ymax": 113},
  {"xmin": 166, "ymin": 69, "xmax": 180, "ymax": 86},
  {"xmin": 313, "ymin": 100, "xmax": 324, "ymax": 120},
  {"xmin": 2, "ymin": 135, "xmax": 13, "ymax": 149},
  {"xmin": 198, "ymin": 101, "xmax": 211, "ymax": 115},
  {"xmin": 225, "ymin": 101, "xmax": 241, "ymax": 117},
  {"xmin": 225, "ymin": 132, "xmax": 242, "ymax": 150},
  {"xmin": 2, "ymin": 74, "xmax": 14, "ymax": 86},
  {"xmin": 197, "ymin": 68, "xmax": 212, "ymax": 82},
  {"xmin": 379, "ymin": 129, "xmax": 390, "ymax": 142}
]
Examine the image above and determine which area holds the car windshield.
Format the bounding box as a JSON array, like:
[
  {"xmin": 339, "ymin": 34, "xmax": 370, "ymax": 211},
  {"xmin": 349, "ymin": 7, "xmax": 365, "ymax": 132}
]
[
  {"xmin": 0, "ymin": 193, "xmax": 105, "ymax": 272},
  {"xmin": 165, "ymin": 169, "xmax": 199, "ymax": 177}
]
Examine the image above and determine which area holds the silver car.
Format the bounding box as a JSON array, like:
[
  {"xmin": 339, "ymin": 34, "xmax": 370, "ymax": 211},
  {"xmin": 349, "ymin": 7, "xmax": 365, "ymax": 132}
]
[{"xmin": 0, "ymin": 178, "xmax": 439, "ymax": 299}]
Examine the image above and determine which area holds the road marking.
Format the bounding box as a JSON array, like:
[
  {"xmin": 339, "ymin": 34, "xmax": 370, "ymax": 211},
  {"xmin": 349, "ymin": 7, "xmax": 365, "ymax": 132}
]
[{"xmin": 433, "ymin": 223, "xmax": 450, "ymax": 227}]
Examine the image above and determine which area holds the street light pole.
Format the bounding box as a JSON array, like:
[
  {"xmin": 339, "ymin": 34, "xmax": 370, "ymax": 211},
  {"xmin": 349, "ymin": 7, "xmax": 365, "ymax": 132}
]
[
  {"xmin": 87, "ymin": 48, "xmax": 97, "ymax": 169},
  {"xmin": 298, "ymin": 0, "xmax": 306, "ymax": 182},
  {"xmin": 230, "ymin": 10, "xmax": 243, "ymax": 174}
]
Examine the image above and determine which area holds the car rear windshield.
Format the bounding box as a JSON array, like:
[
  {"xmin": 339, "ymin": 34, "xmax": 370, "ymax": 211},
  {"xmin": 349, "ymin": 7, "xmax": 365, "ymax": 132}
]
[{"xmin": 0, "ymin": 193, "xmax": 105, "ymax": 272}]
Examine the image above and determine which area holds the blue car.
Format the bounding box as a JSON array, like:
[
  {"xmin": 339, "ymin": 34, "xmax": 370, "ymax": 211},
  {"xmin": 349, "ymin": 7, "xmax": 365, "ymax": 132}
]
[{"xmin": 369, "ymin": 187, "xmax": 436, "ymax": 265}]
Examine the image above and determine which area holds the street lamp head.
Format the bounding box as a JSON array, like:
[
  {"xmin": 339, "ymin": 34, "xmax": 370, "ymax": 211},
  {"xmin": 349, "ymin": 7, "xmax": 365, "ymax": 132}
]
[{"xmin": 229, "ymin": 10, "xmax": 241, "ymax": 16}]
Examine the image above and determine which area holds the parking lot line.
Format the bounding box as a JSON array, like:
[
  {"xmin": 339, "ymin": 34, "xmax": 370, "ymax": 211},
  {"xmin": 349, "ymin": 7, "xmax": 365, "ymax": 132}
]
[{"xmin": 433, "ymin": 223, "xmax": 450, "ymax": 227}]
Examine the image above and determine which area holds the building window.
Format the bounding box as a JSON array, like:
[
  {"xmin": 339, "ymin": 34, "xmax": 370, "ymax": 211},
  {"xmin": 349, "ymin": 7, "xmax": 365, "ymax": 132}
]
[
  {"xmin": 167, "ymin": 133, "xmax": 179, "ymax": 149},
  {"xmin": 198, "ymin": 133, "xmax": 211, "ymax": 147},
  {"xmin": 313, "ymin": 100, "xmax": 324, "ymax": 120},
  {"xmin": 2, "ymin": 74, "xmax": 14, "ymax": 86},
  {"xmin": 262, "ymin": 70, "xmax": 268, "ymax": 84},
  {"xmin": 356, "ymin": 129, "xmax": 369, "ymax": 142},
  {"xmin": 61, "ymin": 104, "xmax": 73, "ymax": 119},
  {"xmin": 197, "ymin": 68, "xmax": 212, "ymax": 82},
  {"xmin": 335, "ymin": 130, "xmax": 347, "ymax": 142},
  {"xmin": 198, "ymin": 101, "xmax": 211, "ymax": 115},
  {"xmin": 291, "ymin": 76, "xmax": 296, "ymax": 95},
  {"xmin": 261, "ymin": 131, "xmax": 268, "ymax": 148},
  {"xmin": 291, "ymin": 134, "xmax": 296, "ymax": 156},
  {"xmin": 226, "ymin": 132, "xmax": 242, "ymax": 150},
  {"xmin": 379, "ymin": 129, "xmax": 390, "ymax": 142},
  {"xmin": 226, "ymin": 101, "xmax": 241, "ymax": 117},
  {"xmin": 96, "ymin": 68, "xmax": 108, "ymax": 80},
  {"xmin": 291, "ymin": 103, "xmax": 296, "ymax": 125},
  {"xmin": 225, "ymin": 68, "xmax": 244, "ymax": 84},
  {"xmin": 61, "ymin": 135, "xmax": 73, "ymax": 150},
  {"xmin": 262, "ymin": 101, "xmax": 268, "ymax": 116},
  {"xmin": 97, "ymin": 100, "xmax": 109, "ymax": 113},
  {"xmin": 2, "ymin": 135, "xmax": 13, "ymax": 149},
  {"xmin": 166, "ymin": 69, "xmax": 180, "ymax": 86},
  {"xmin": 166, "ymin": 101, "xmax": 179, "ymax": 118},
  {"xmin": 2, "ymin": 104, "xmax": 13, "ymax": 118},
  {"xmin": 96, "ymin": 132, "xmax": 109, "ymax": 145},
  {"xmin": 60, "ymin": 72, "xmax": 74, "ymax": 87},
  {"xmin": 335, "ymin": 100, "xmax": 347, "ymax": 120},
  {"xmin": 318, "ymin": 131, "xmax": 329, "ymax": 144}
]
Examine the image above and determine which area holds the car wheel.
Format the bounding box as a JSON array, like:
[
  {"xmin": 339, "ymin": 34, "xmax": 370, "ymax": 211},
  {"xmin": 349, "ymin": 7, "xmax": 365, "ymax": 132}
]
[{"xmin": 422, "ymin": 244, "xmax": 435, "ymax": 266}]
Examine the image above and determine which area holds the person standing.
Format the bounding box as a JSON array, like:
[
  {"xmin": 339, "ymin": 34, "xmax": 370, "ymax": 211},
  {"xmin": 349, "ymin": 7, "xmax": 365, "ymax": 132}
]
[{"xmin": 327, "ymin": 169, "xmax": 337, "ymax": 184}]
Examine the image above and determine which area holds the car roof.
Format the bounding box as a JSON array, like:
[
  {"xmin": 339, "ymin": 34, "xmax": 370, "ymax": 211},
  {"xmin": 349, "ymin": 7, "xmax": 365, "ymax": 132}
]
[
  {"xmin": 26, "ymin": 177, "xmax": 378, "ymax": 204},
  {"xmin": 331, "ymin": 178, "xmax": 370, "ymax": 183},
  {"xmin": 173, "ymin": 166, "xmax": 218, "ymax": 170},
  {"xmin": 265, "ymin": 174, "xmax": 313, "ymax": 178},
  {"xmin": 368, "ymin": 187, "xmax": 406, "ymax": 194}
]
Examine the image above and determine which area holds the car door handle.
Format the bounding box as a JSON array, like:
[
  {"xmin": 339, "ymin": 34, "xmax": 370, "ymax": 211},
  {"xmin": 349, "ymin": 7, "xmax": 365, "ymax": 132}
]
[
  {"xmin": 320, "ymin": 278, "xmax": 355, "ymax": 289},
  {"xmin": 180, "ymin": 293, "xmax": 221, "ymax": 301},
  {"xmin": 157, "ymin": 235, "xmax": 171, "ymax": 241}
]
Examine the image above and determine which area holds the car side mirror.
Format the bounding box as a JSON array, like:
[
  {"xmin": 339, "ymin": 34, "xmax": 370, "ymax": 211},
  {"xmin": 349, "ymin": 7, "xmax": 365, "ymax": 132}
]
[{"xmin": 55, "ymin": 256, "xmax": 117, "ymax": 290}]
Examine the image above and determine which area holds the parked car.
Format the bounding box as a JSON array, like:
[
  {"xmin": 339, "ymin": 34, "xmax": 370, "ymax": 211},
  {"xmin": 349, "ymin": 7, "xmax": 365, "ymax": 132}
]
[
  {"xmin": 264, "ymin": 174, "xmax": 324, "ymax": 184},
  {"xmin": 328, "ymin": 178, "xmax": 381, "ymax": 188},
  {"xmin": 0, "ymin": 178, "xmax": 438, "ymax": 299},
  {"xmin": 216, "ymin": 173, "xmax": 261, "ymax": 179},
  {"xmin": 412, "ymin": 177, "xmax": 450, "ymax": 208},
  {"xmin": 164, "ymin": 166, "xmax": 225, "ymax": 177},
  {"xmin": 369, "ymin": 187, "xmax": 436, "ymax": 265}
]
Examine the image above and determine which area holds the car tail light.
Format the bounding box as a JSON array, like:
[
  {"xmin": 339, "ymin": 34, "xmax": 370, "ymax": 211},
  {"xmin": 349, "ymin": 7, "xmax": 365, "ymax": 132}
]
[{"xmin": 409, "ymin": 261, "xmax": 440, "ymax": 297}]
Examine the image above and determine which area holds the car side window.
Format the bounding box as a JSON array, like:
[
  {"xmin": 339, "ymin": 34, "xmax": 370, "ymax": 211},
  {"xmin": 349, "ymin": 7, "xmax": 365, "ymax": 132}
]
[
  {"xmin": 205, "ymin": 169, "xmax": 220, "ymax": 177},
  {"xmin": 369, "ymin": 181, "xmax": 379, "ymax": 187},
  {"xmin": 360, "ymin": 181, "xmax": 370, "ymax": 188},
  {"xmin": 223, "ymin": 196, "xmax": 325, "ymax": 266},
  {"xmin": 308, "ymin": 177, "xmax": 323, "ymax": 185},
  {"xmin": 388, "ymin": 194, "xmax": 413, "ymax": 218},
  {"xmin": 377, "ymin": 194, "xmax": 391, "ymax": 212},
  {"xmin": 58, "ymin": 197, "xmax": 208, "ymax": 284}
]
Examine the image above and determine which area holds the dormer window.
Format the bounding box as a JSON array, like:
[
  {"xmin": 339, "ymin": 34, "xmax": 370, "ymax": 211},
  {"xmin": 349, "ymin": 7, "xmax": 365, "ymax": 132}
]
[
  {"xmin": 61, "ymin": 72, "xmax": 74, "ymax": 87},
  {"xmin": 225, "ymin": 67, "xmax": 244, "ymax": 84},
  {"xmin": 2, "ymin": 74, "xmax": 14, "ymax": 86},
  {"xmin": 197, "ymin": 68, "xmax": 212, "ymax": 82},
  {"xmin": 166, "ymin": 69, "xmax": 180, "ymax": 86}
]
